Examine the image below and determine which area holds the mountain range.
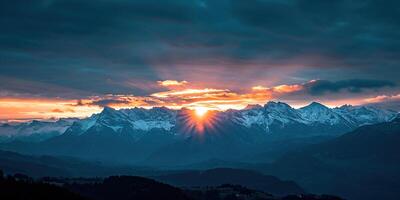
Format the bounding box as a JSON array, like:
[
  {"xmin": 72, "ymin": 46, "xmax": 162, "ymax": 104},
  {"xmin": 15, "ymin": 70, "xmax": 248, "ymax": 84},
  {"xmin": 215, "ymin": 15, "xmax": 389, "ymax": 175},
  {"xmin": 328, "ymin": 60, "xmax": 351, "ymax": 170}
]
[
  {"xmin": 0, "ymin": 101, "xmax": 397, "ymax": 166},
  {"xmin": 0, "ymin": 102, "xmax": 399, "ymax": 200},
  {"xmin": 1, "ymin": 115, "xmax": 399, "ymax": 200},
  {"xmin": 0, "ymin": 118, "xmax": 77, "ymax": 143}
]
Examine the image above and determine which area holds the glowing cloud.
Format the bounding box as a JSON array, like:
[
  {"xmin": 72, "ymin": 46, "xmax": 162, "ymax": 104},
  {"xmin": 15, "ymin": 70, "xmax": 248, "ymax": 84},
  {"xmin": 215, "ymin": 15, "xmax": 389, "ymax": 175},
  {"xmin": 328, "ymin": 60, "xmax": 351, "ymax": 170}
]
[
  {"xmin": 252, "ymin": 86, "xmax": 269, "ymax": 91},
  {"xmin": 252, "ymin": 84, "xmax": 303, "ymax": 93},
  {"xmin": 0, "ymin": 98, "xmax": 101, "ymax": 121},
  {"xmin": 2, "ymin": 79, "xmax": 395, "ymax": 121},
  {"xmin": 151, "ymin": 88, "xmax": 228, "ymax": 98},
  {"xmin": 158, "ymin": 80, "xmax": 188, "ymax": 87},
  {"xmin": 364, "ymin": 94, "xmax": 400, "ymax": 103},
  {"xmin": 273, "ymin": 84, "xmax": 304, "ymax": 93}
]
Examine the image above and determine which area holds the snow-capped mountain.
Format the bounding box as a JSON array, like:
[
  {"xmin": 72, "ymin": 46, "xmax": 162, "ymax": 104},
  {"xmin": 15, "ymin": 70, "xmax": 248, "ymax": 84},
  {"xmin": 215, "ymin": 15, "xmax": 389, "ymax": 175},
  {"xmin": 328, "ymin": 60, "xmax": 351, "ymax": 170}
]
[
  {"xmin": 1, "ymin": 101, "xmax": 397, "ymax": 142},
  {"xmin": 0, "ymin": 101, "xmax": 397, "ymax": 165},
  {"xmin": 63, "ymin": 107, "xmax": 177, "ymax": 137},
  {"xmin": 0, "ymin": 118, "xmax": 78, "ymax": 142},
  {"xmin": 229, "ymin": 101, "xmax": 396, "ymax": 136},
  {"xmin": 333, "ymin": 104, "xmax": 396, "ymax": 126},
  {"xmin": 298, "ymin": 102, "xmax": 349, "ymax": 125},
  {"xmin": 232, "ymin": 102, "xmax": 309, "ymax": 133}
]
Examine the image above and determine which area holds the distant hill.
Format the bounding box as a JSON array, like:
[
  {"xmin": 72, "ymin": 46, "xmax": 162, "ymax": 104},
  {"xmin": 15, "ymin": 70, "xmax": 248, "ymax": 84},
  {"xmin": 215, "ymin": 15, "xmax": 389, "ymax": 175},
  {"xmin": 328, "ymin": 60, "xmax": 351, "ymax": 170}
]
[
  {"xmin": 0, "ymin": 150, "xmax": 157, "ymax": 178},
  {"xmin": 0, "ymin": 172, "xmax": 343, "ymax": 200},
  {"xmin": 156, "ymin": 168, "xmax": 304, "ymax": 196},
  {"xmin": 253, "ymin": 116, "xmax": 400, "ymax": 200},
  {"xmin": 65, "ymin": 175, "xmax": 191, "ymax": 200},
  {"xmin": 0, "ymin": 150, "xmax": 72, "ymax": 177},
  {"xmin": 0, "ymin": 149, "xmax": 306, "ymax": 197}
]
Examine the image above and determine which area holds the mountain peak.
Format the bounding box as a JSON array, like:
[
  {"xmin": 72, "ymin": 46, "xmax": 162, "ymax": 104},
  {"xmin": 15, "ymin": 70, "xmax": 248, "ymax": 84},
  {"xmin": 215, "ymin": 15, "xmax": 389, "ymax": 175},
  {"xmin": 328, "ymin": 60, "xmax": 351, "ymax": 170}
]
[
  {"xmin": 100, "ymin": 106, "xmax": 118, "ymax": 116},
  {"xmin": 96, "ymin": 106, "xmax": 125, "ymax": 126},
  {"xmin": 102, "ymin": 106, "xmax": 116, "ymax": 112},
  {"xmin": 0, "ymin": 123, "xmax": 11, "ymax": 127},
  {"xmin": 337, "ymin": 104, "xmax": 353, "ymax": 110},
  {"xmin": 309, "ymin": 101, "xmax": 325, "ymax": 107},
  {"xmin": 29, "ymin": 120, "xmax": 44, "ymax": 126},
  {"xmin": 244, "ymin": 104, "xmax": 263, "ymax": 110},
  {"xmin": 302, "ymin": 102, "xmax": 329, "ymax": 110},
  {"xmin": 265, "ymin": 101, "xmax": 292, "ymax": 109},
  {"xmin": 391, "ymin": 113, "xmax": 400, "ymax": 123}
]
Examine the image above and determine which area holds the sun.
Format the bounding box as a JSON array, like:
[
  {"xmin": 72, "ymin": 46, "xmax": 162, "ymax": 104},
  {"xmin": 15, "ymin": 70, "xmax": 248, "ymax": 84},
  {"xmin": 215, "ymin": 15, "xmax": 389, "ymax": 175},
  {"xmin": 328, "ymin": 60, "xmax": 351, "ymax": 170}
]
[{"xmin": 194, "ymin": 107, "xmax": 208, "ymax": 117}]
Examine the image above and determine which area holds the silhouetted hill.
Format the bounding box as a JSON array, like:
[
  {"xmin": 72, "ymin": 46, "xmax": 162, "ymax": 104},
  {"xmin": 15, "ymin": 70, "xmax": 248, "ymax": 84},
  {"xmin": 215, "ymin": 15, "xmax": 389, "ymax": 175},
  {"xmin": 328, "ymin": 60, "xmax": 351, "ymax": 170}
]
[
  {"xmin": 185, "ymin": 184, "xmax": 343, "ymax": 200},
  {"xmin": 0, "ymin": 149, "xmax": 156, "ymax": 178},
  {"xmin": 0, "ymin": 150, "xmax": 72, "ymax": 177},
  {"xmin": 0, "ymin": 172, "xmax": 85, "ymax": 200},
  {"xmin": 307, "ymin": 115, "xmax": 400, "ymax": 163},
  {"xmin": 156, "ymin": 168, "xmax": 304, "ymax": 196},
  {"xmin": 0, "ymin": 170, "xmax": 344, "ymax": 200},
  {"xmin": 66, "ymin": 175, "xmax": 192, "ymax": 200},
  {"xmin": 254, "ymin": 117, "xmax": 400, "ymax": 200}
]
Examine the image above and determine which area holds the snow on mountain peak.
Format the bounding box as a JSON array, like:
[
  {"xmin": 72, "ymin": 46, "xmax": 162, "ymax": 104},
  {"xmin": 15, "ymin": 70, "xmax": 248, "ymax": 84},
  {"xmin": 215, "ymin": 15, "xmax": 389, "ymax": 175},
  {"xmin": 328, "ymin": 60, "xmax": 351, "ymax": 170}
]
[
  {"xmin": 333, "ymin": 105, "xmax": 396, "ymax": 126},
  {"xmin": 299, "ymin": 102, "xmax": 345, "ymax": 125},
  {"xmin": 264, "ymin": 101, "xmax": 303, "ymax": 121},
  {"xmin": 265, "ymin": 101, "xmax": 292, "ymax": 110},
  {"xmin": 1, "ymin": 102, "xmax": 397, "ymax": 141},
  {"xmin": 65, "ymin": 106, "xmax": 178, "ymax": 136}
]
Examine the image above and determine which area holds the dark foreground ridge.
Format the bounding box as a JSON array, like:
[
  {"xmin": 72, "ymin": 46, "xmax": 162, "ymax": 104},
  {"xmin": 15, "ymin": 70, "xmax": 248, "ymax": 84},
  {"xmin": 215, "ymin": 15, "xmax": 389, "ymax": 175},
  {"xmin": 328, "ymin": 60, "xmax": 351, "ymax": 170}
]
[
  {"xmin": 0, "ymin": 170, "xmax": 343, "ymax": 200},
  {"xmin": 156, "ymin": 168, "xmax": 305, "ymax": 196}
]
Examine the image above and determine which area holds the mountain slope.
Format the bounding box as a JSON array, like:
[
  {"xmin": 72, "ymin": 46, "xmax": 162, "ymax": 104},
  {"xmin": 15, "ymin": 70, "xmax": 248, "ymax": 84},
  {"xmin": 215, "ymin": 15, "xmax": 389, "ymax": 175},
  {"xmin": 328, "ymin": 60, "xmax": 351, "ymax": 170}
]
[
  {"xmin": 255, "ymin": 116, "xmax": 400, "ymax": 200},
  {"xmin": 0, "ymin": 149, "xmax": 159, "ymax": 178}
]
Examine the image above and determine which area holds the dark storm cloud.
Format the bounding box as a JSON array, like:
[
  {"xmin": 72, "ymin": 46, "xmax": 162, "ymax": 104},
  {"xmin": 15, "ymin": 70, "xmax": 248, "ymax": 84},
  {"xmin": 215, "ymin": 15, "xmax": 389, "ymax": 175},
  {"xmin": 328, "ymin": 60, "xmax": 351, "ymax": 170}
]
[
  {"xmin": 230, "ymin": 0, "xmax": 400, "ymax": 61},
  {"xmin": 303, "ymin": 79, "xmax": 396, "ymax": 95},
  {"xmin": 0, "ymin": 0, "xmax": 399, "ymax": 98},
  {"xmin": 0, "ymin": 0, "xmax": 202, "ymax": 98}
]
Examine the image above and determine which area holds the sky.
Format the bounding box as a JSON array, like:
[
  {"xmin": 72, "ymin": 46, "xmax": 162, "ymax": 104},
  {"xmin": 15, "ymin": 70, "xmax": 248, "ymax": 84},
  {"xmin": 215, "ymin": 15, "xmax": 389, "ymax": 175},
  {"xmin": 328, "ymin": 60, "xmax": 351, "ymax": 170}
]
[{"xmin": 0, "ymin": 0, "xmax": 400, "ymax": 121}]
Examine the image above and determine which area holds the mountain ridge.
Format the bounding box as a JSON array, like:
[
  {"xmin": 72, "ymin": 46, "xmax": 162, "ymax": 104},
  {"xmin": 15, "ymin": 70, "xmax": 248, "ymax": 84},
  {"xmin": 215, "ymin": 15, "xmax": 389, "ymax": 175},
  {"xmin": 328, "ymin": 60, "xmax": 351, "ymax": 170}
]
[
  {"xmin": 1, "ymin": 101, "xmax": 396, "ymax": 142},
  {"xmin": 0, "ymin": 101, "xmax": 397, "ymax": 166}
]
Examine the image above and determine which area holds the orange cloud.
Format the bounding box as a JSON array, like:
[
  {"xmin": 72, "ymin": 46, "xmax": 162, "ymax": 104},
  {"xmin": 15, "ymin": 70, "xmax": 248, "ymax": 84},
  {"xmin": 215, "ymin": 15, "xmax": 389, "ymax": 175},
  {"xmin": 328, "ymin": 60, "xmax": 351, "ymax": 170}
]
[
  {"xmin": 272, "ymin": 84, "xmax": 303, "ymax": 93},
  {"xmin": 0, "ymin": 81, "xmax": 305, "ymax": 120},
  {"xmin": 364, "ymin": 94, "xmax": 400, "ymax": 103},
  {"xmin": 158, "ymin": 80, "xmax": 188, "ymax": 87},
  {"xmin": 4, "ymin": 79, "xmax": 371, "ymax": 121},
  {"xmin": 252, "ymin": 84, "xmax": 303, "ymax": 93},
  {"xmin": 252, "ymin": 86, "xmax": 269, "ymax": 91},
  {"xmin": 52, "ymin": 108, "xmax": 64, "ymax": 113},
  {"xmin": 0, "ymin": 98, "xmax": 100, "ymax": 120},
  {"xmin": 151, "ymin": 88, "xmax": 228, "ymax": 98},
  {"xmin": 52, "ymin": 108, "xmax": 76, "ymax": 113}
]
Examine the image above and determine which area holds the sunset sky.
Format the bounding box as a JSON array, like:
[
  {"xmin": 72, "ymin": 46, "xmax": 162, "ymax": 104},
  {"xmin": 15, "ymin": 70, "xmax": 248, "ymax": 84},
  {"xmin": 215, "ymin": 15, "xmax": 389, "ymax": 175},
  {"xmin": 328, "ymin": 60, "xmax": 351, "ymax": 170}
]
[{"xmin": 1, "ymin": 0, "xmax": 400, "ymax": 121}]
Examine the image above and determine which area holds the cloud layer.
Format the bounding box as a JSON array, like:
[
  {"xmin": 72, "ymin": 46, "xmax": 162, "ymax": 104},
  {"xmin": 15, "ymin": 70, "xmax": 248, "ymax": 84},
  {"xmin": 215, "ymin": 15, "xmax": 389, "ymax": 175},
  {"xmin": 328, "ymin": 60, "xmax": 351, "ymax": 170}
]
[{"xmin": 0, "ymin": 0, "xmax": 399, "ymax": 119}]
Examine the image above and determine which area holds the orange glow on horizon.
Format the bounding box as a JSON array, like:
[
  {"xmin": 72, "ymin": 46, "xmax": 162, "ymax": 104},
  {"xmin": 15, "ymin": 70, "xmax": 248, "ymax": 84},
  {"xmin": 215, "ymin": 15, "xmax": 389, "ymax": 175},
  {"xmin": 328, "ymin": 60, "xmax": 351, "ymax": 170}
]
[
  {"xmin": 0, "ymin": 98, "xmax": 101, "ymax": 121},
  {"xmin": 0, "ymin": 79, "xmax": 387, "ymax": 121}
]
